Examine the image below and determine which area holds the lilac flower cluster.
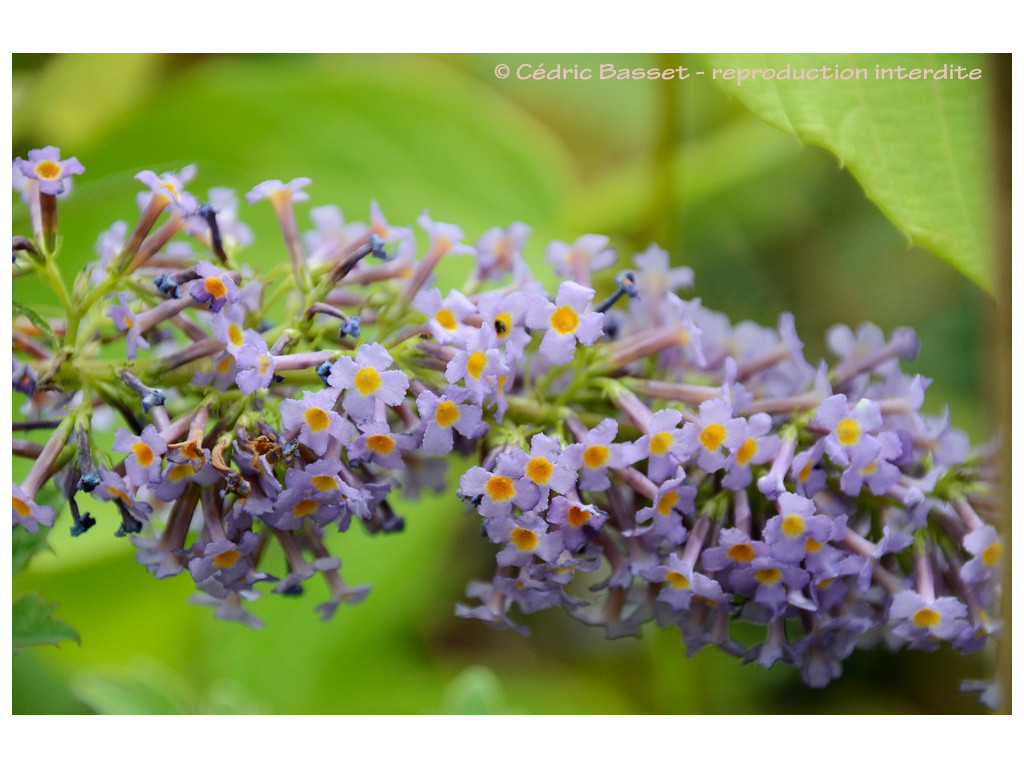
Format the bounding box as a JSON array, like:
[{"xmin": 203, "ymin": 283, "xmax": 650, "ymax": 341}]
[{"xmin": 11, "ymin": 148, "xmax": 1001, "ymax": 693}]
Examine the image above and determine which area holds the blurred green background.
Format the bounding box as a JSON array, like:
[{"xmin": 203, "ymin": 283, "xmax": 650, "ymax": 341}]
[{"xmin": 12, "ymin": 53, "xmax": 997, "ymax": 714}]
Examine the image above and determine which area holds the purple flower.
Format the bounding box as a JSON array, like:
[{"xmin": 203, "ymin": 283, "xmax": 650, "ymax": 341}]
[
  {"xmin": 348, "ymin": 420, "xmax": 417, "ymax": 470},
  {"xmin": 474, "ymin": 222, "xmax": 531, "ymax": 280},
  {"xmin": 91, "ymin": 470, "xmax": 153, "ymax": 524},
  {"xmin": 960, "ymin": 525, "xmax": 1004, "ymax": 584},
  {"xmin": 889, "ymin": 590, "xmax": 968, "ymax": 645},
  {"xmin": 417, "ymin": 211, "xmax": 473, "ymax": 257},
  {"xmin": 477, "ymin": 291, "xmax": 532, "ymax": 363},
  {"xmin": 643, "ymin": 554, "xmax": 727, "ymax": 612},
  {"xmin": 234, "ymin": 330, "xmax": 275, "ymax": 394},
  {"xmin": 546, "ymin": 496, "xmax": 607, "ymax": 551},
  {"xmin": 635, "ymin": 471, "xmax": 696, "ymax": 545},
  {"xmin": 762, "ymin": 493, "xmax": 834, "ymax": 562},
  {"xmin": 839, "ymin": 430, "xmax": 903, "ymax": 496},
  {"xmin": 327, "ymin": 342, "xmax": 409, "ymax": 422},
  {"xmin": 189, "ymin": 261, "xmax": 239, "ymax": 312},
  {"xmin": 729, "ymin": 555, "xmax": 810, "ymax": 619},
  {"xmin": 521, "ymin": 434, "xmax": 577, "ymax": 496},
  {"xmin": 136, "ymin": 166, "xmax": 198, "ymax": 213},
  {"xmin": 304, "ymin": 204, "xmax": 368, "ymax": 263},
  {"xmin": 679, "ymin": 397, "xmax": 747, "ymax": 473},
  {"xmin": 444, "ymin": 332, "xmax": 509, "ymax": 406},
  {"xmin": 545, "ymin": 234, "xmax": 615, "ymax": 284},
  {"xmin": 188, "ymin": 531, "xmax": 260, "ymax": 586},
  {"xmin": 635, "ymin": 408, "xmax": 691, "ymax": 484},
  {"xmin": 113, "ymin": 425, "xmax": 167, "ymax": 487},
  {"xmin": 108, "ymin": 292, "xmax": 150, "ymax": 359},
  {"xmin": 17, "ymin": 146, "xmax": 84, "ymax": 195},
  {"xmin": 632, "ymin": 244, "xmax": 693, "ymax": 303},
  {"xmin": 701, "ymin": 527, "xmax": 770, "ymax": 573},
  {"xmin": 151, "ymin": 458, "xmax": 220, "ymax": 503},
  {"xmin": 721, "ymin": 412, "xmax": 780, "ymax": 490},
  {"xmin": 209, "ymin": 303, "xmax": 247, "ymax": 353},
  {"xmin": 561, "ymin": 418, "xmax": 643, "ymax": 492},
  {"xmin": 413, "ymin": 287, "xmax": 476, "ymax": 345},
  {"xmin": 488, "ymin": 513, "xmax": 564, "ymax": 567},
  {"xmin": 13, "ymin": 360, "xmax": 37, "ymax": 396},
  {"xmin": 281, "ymin": 389, "xmax": 352, "ymax": 455},
  {"xmin": 245, "ymin": 177, "xmax": 312, "ymax": 206},
  {"xmin": 415, "ymin": 385, "xmax": 484, "ymax": 454},
  {"xmin": 816, "ymin": 394, "xmax": 883, "ymax": 466},
  {"xmin": 13, "ymin": 482, "xmax": 55, "ymax": 533},
  {"xmin": 527, "ymin": 281, "xmax": 604, "ymax": 366},
  {"xmin": 459, "ymin": 451, "xmax": 540, "ymax": 520}
]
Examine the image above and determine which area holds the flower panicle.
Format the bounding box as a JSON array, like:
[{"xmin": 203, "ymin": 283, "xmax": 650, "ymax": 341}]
[{"xmin": 10, "ymin": 148, "xmax": 1001, "ymax": 698}]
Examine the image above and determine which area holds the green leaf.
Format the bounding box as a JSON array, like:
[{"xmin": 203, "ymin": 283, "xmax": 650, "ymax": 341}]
[
  {"xmin": 705, "ymin": 53, "xmax": 993, "ymax": 291},
  {"xmin": 12, "ymin": 594, "xmax": 80, "ymax": 649},
  {"xmin": 12, "ymin": 299, "xmax": 58, "ymax": 349},
  {"xmin": 13, "ymin": 525, "xmax": 52, "ymax": 574}
]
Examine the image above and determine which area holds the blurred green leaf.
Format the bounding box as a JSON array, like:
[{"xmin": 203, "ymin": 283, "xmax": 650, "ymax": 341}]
[
  {"xmin": 705, "ymin": 53, "xmax": 993, "ymax": 291},
  {"xmin": 437, "ymin": 666, "xmax": 516, "ymax": 715},
  {"xmin": 72, "ymin": 659, "xmax": 193, "ymax": 715},
  {"xmin": 13, "ymin": 594, "xmax": 80, "ymax": 649},
  {"xmin": 13, "ymin": 53, "xmax": 163, "ymax": 149},
  {"xmin": 13, "ymin": 525, "xmax": 52, "ymax": 574},
  {"xmin": 562, "ymin": 116, "xmax": 803, "ymax": 235}
]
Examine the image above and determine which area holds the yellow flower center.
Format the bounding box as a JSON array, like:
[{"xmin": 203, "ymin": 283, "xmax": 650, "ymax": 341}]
[
  {"xmin": 34, "ymin": 160, "xmax": 62, "ymax": 180},
  {"xmin": 311, "ymin": 475, "xmax": 339, "ymax": 492},
  {"xmin": 157, "ymin": 180, "xmax": 180, "ymax": 198},
  {"xmin": 125, "ymin": 314, "xmax": 135, "ymax": 329},
  {"xmin": 13, "ymin": 497, "xmax": 31, "ymax": 517},
  {"xmin": 228, "ymin": 324, "xmax": 244, "ymax": 346},
  {"xmin": 982, "ymin": 541, "xmax": 1003, "ymax": 567},
  {"xmin": 485, "ymin": 475, "xmax": 515, "ymax": 501},
  {"xmin": 657, "ymin": 490, "xmax": 679, "ymax": 516},
  {"xmin": 168, "ymin": 464, "xmax": 196, "ymax": 482},
  {"xmin": 511, "ymin": 527, "xmax": 538, "ymax": 551},
  {"xmin": 466, "ymin": 351, "xmax": 487, "ymax": 380},
  {"xmin": 526, "ymin": 457, "xmax": 553, "ymax": 484},
  {"xmin": 649, "ymin": 431, "xmax": 674, "ymax": 455},
  {"xmin": 258, "ymin": 355, "xmax": 271, "ymax": 375},
  {"xmin": 781, "ymin": 514, "xmax": 806, "ymax": 538},
  {"xmin": 567, "ymin": 505, "xmax": 590, "ymax": 527},
  {"xmin": 755, "ymin": 568, "xmax": 782, "ymax": 584},
  {"xmin": 494, "ymin": 312, "xmax": 513, "ymax": 339},
  {"xmin": 435, "ymin": 308, "xmax": 457, "ymax": 330},
  {"xmin": 366, "ymin": 434, "xmax": 396, "ymax": 455},
  {"xmin": 805, "ymin": 538, "xmax": 823, "ymax": 553},
  {"xmin": 860, "ymin": 460, "xmax": 878, "ymax": 476},
  {"xmin": 217, "ymin": 356, "xmax": 233, "ymax": 373},
  {"xmin": 728, "ymin": 543, "xmax": 755, "ymax": 563},
  {"xmin": 912, "ymin": 608, "xmax": 941, "ymax": 628},
  {"xmin": 355, "ymin": 366, "xmax": 381, "ymax": 395},
  {"xmin": 435, "ymin": 400, "xmax": 460, "ymax": 428},
  {"xmin": 550, "ymin": 305, "xmax": 580, "ymax": 335},
  {"xmin": 132, "ymin": 442, "xmax": 155, "ymax": 467},
  {"xmin": 798, "ymin": 461, "xmax": 813, "ymax": 483},
  {"xmin": 213, "ymin": 550, "xmax": 240, "ymax": 569},
  {"xmin": 700, "ymin": 423, "xmax": 727, "ymax": 452},
  {"xmin": 735, "ymin": 437, "xmax": 757, "ymax": 465},
  {"xmin": 304, "ymin": 406, "xmax": 330, "ymax": 432},
  {"xmin": 666, "ymin": 571, "xmax": 691, "ymax": 589},
  {"xmin": 294, "ymin": 500, "xmax": 319, "ymax": 517},
  {"xmin": 837, "ymin": 418, "xmax": 861, "ymax": 446},
  {"xmin": 582, "ymin": 445, "xmax": 609, "ymax": 469},
  {"xmin": 205, "ymin": 276, "xmax": 228, "ymax": 299}
]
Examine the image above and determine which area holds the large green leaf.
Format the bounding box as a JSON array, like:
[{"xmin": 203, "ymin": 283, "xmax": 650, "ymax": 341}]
[
  {"xmin": 705, "ymin": 53, "xmax": 993, "ymax": 291},
  {"xmin": 13, "ymin": 594, "xmax": 80, "ymax": 650}
]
